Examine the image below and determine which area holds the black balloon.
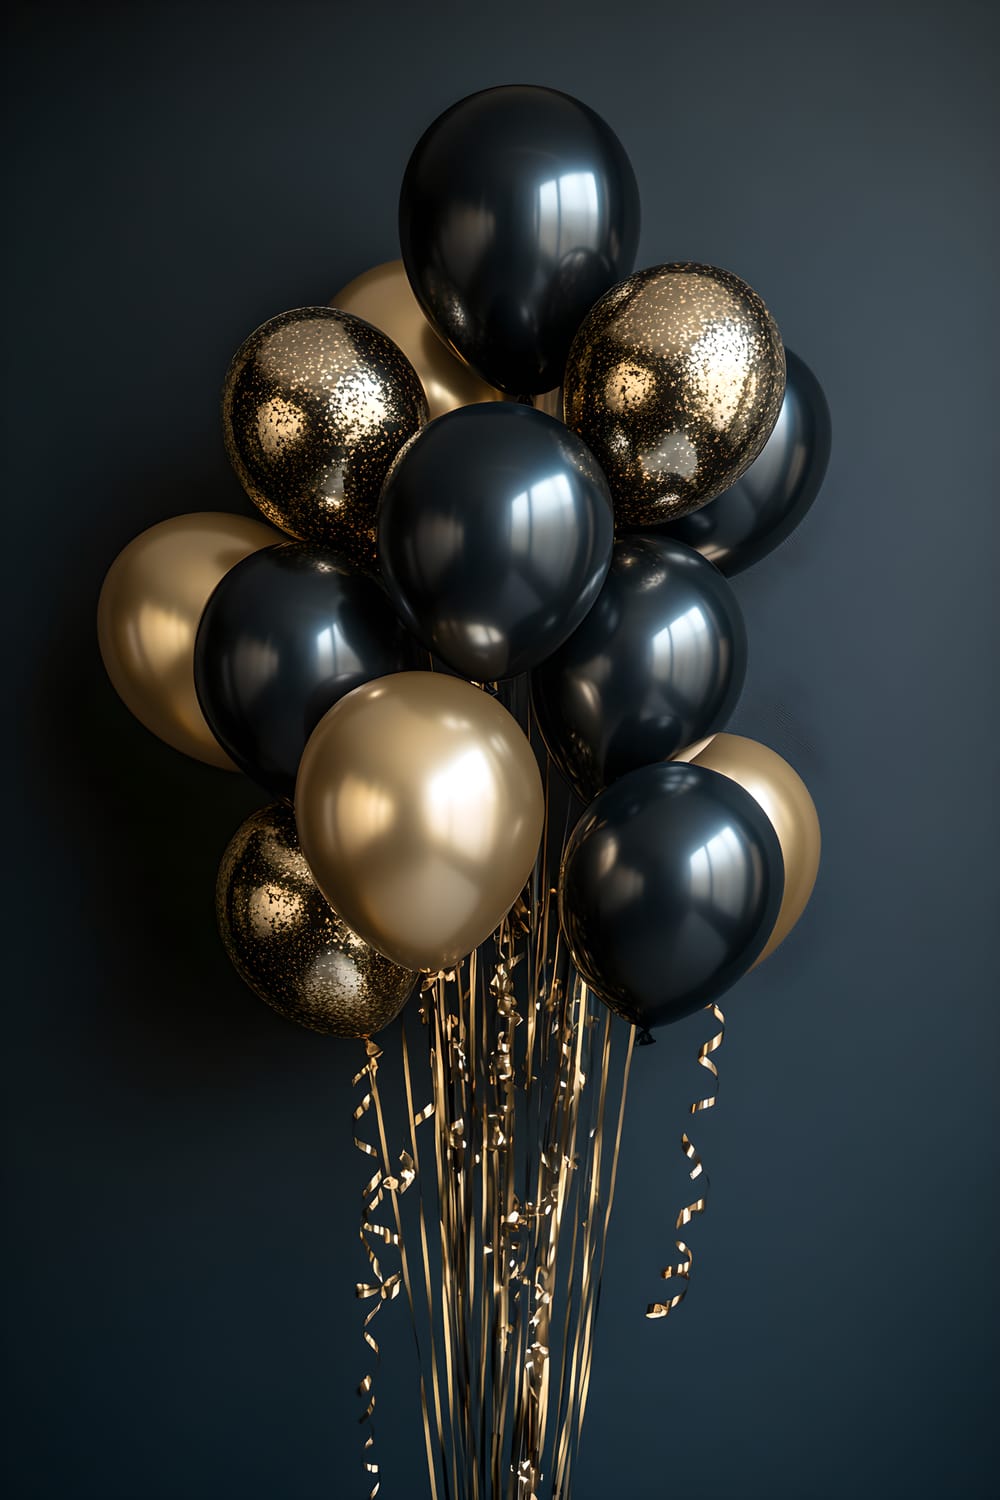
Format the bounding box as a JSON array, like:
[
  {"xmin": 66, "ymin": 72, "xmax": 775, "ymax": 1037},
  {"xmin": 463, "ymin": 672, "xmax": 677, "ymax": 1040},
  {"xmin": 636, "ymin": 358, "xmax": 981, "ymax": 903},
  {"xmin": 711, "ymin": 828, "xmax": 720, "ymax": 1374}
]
[
  {"xmin": 378, "ymin": 404, "xmax": 614, "ymax": 681},
  {"xmin": 194, "ymin": 543, "xmax": 417, "ymax": 799},
  {"xmin": 532, "ymin": 535, "xmax": 746, "ymax": 803},
  {"xmin": 559, "ymin": 763, "xmax": 785, "ymax": 1030},
  {"xmin": 399, "ymin": 85, "xmax": 640, "ymax": 396},
  {"xmin": 661, "ymin": 351, "xmax": 831, "ymax": 575}
]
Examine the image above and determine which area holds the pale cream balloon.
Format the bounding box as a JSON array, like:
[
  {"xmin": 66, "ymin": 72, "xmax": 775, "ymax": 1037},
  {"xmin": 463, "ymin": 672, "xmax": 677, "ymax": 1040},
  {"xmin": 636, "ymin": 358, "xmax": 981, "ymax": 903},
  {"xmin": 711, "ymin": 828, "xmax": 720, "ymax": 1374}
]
[
  {"xmin": 295, "ymin": 672, "xmax": 544, "ymax": 972},
  {"xmin": 97, "ymin": 511, "xmax": 280, "ymax": 768},
  {"xmin": 331, "ymin": 260, "xmax": 505, "ymax": 421},
  {"xmin": 686, "ymin": 733, "xmax": 821, "ymax": 965}
]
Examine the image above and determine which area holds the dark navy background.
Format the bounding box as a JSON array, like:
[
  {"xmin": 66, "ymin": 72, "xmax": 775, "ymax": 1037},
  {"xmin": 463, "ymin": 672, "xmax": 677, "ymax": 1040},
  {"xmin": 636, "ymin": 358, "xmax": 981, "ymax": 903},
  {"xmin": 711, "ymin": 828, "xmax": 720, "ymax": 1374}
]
[{"xmin": 5, "ymin": 2, "xmax": 997, "ymax": 1496}]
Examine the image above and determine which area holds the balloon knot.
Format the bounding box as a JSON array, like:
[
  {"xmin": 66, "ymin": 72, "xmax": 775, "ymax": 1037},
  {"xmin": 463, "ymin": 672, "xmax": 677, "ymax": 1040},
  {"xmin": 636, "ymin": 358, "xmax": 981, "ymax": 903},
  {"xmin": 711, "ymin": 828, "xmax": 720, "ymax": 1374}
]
[{"xmin": 637, "ymin": 1027, "xmax": 656, "ymax": 1047}]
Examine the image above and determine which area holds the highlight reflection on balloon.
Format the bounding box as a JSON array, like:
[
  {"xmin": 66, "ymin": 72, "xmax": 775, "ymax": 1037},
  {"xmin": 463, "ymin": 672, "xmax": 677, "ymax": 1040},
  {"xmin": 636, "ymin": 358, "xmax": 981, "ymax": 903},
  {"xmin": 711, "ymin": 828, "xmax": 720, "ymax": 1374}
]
[
  {"xmin": 564, "ymin": 263, "xmax": 785, "ymax": 523},
  {"xmin": 331, "ymin": 260, "xmax": 505, "ymax": 420},
  {"xmin": 97, "ymin": 511, "xmax": 280, "ymax": 768},
  {"xmin": 295, "ymin": 672, "xmax": 544, "ymax": 972},
  {"xmin": 683, "ymin": 733, "xmax": 820, "ymax": 965},
  {"xmin": 532, "ymin": 534, "xmax": 746, "ymax": 802},
  {"xmin": 222, "ymin": 306, "xmax": 428, "ymax": 563},
  {"xmin": 217, "ymin": 802, "xmax": 416, "ymax": 1036}
]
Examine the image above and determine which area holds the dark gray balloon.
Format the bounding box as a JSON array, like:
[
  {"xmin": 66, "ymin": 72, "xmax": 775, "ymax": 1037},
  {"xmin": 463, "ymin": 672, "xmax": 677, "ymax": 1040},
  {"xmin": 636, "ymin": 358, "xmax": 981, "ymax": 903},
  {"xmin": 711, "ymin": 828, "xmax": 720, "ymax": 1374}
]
[
  {"xmin": 531, "ymin": 535, "xmax": 747, "ymax": 803},
  {"xmin": 194, "ymin": 543, "xmax": 418, "ymax": 799},
  {"xmin": 661, "ymin": 350, "xmax": 832, "ymax": 575},
  {"xmin": 399, "ymin": 85, "xmax": 640, "ymax": 395},
  {"xmin": 559, "ymin": 763, "xmax": 785, "ymax": 1031},
  {"xmin": 378, "ymin": 404, "xmax": 614, "ymax": 681}
]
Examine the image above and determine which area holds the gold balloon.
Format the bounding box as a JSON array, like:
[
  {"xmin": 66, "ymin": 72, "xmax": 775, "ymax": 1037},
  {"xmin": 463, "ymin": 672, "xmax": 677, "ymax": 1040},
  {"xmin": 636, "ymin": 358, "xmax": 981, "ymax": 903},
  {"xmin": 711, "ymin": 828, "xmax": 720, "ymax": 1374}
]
[
  {"xmin": 97, "ymin": 511, "xmax": 279, "ymax": 768},
  {"xmin": 217, "ymin": 802, "xmax": 416, "ymax": 1036},
  {"xmin": 686, "ymin": 733, "xmax": 820, "ymax": 966},
  {"xmin": 295, "ymin": 673, "xmax": 544, "ymax": 972},
  {"xmin": 331, "ymin": 260, "xmax": 505, "ymax": 421},
  {"xmin": 563, "ymin": 263, "xmax": 785, "ymax": 525},
  {"xmin": 222, "ymin": 306, "xmax": 428, "ymax": 564}
]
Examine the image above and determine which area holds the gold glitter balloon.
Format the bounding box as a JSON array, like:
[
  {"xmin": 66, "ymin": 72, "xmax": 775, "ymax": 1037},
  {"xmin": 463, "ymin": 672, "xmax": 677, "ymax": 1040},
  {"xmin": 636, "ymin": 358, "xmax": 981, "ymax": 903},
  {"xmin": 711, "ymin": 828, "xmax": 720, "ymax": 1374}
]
[
  {"xmin": 97, "ymin": 511, "xmax": 281, "ymax": 769},
  {"xmin": 564, "ymin": 264, "xmax": 785, "ymax": 524},
  {"xmin": 217, "ymin": 802, "xmax": 417, "ymax": 1037},
  {"xmin": 331, "ymin": 260, "xmax": 505, "ymax": 421},
  {"xmin": 686, "ymin": 733, "xmax": 820, "ymax": 967},
  {"xmin": 222, "ymin": 306, "xmax": 429, "ymax": 563}
]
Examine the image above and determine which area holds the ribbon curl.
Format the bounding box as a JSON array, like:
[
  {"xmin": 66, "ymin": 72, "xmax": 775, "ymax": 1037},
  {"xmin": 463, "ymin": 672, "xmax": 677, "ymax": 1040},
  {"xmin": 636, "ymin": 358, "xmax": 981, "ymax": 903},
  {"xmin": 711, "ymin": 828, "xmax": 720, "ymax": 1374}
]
[
  {"xmin": 646, "ymin": 1003, "xmax": 725, "ymax": 1321},
  {"xmin": 353, "ymin": 1038, "xmax": 403, "ymax": 1498}
]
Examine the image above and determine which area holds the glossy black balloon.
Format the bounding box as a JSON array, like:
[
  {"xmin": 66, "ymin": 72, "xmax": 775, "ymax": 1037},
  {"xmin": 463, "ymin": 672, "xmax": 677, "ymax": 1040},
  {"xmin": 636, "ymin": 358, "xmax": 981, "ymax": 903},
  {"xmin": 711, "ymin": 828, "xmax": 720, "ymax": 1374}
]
[
  {"xmin": 194, "ymin": 543, "xmax": 417, "ymax": 799},
  {"xmin": 399, "ymin": 85, "xmax": 640, "ymax": 396},
  {"xmin": 661, "ymin": 351, "xmax": 831, "ymax": 575},
  {"xmin": 378, "ymin": 404, "xmax": 614, "ymax": 681},
  {"xmin": 559, "ymin": 763, "xmax": 785, "ymax": 1030},
  {"xmin": 532, "ymin": 535, "xmax": 747, "ymax": 803}
]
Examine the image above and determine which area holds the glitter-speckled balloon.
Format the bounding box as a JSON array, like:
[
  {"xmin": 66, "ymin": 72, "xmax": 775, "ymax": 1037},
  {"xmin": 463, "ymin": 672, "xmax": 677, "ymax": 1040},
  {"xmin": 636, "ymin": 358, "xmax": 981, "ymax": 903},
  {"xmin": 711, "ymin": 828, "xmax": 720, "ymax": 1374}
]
[
  {"xmin": 222, "ymin": 307, "xmax": 428, "ymax": 563},
  {"xmin": 216, "ymin": 802, "xmax": 417, "ymax": 1037},
  {"xmin": 564, "ymin": 264, "xmax": 785, "ymax": 525}
]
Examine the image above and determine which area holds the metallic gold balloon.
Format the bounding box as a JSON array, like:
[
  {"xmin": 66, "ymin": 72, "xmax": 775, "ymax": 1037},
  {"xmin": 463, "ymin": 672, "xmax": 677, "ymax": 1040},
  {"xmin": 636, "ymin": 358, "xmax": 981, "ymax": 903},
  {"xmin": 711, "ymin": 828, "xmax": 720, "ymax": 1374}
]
[
  {"xmin": 564, "ymin": 264, "xmax": 785, "ymax": 524},
  {"xmin": 295, "ymin": 672, "xmax": 544, "ymax": 972},
  {"xmin": 217, "ymin": 802, "xmax": 417, "ymax": 1037},
  {"xmin": 97, "ymin": 511, "xmax": 280, "ymax": 769},
  {"xmin": 686, "ymin": 733, "xmax": 820, "ymax": 965},
  {"xmin": 331, "ymin": 260, "xmax": 505, "ymax": 421},
  {"xmin": 222, "ymin": 306, "xmax": 428, "ymax": 564}
]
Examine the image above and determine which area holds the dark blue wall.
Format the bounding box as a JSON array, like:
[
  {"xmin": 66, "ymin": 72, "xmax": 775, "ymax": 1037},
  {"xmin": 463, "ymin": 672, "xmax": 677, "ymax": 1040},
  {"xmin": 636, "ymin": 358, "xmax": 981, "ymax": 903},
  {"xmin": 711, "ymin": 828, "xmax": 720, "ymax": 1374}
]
[{"xmin": 6, "ymin": 2, "xmax": 997, "ymax": 1496}]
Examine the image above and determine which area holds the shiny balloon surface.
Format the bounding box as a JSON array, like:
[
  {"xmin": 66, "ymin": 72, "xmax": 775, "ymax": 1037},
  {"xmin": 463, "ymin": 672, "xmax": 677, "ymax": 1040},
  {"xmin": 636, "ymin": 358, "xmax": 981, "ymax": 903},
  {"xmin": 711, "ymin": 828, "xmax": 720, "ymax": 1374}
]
[
  {"xmin": 662, "ymin": 350, "xmax": 831, "ymax": 573},
  {"xmin": 559, "ymin": 762, "xmax": 784, "ymax": 1029},
  {"xmin": 222, "ymin": 306, "xmax": 427, "ymax": 562},
  {"xmin": 194, "ymin": 543, "xmax": 418, "ymax": 799},
  {"xmin": 217, "ymin": 802, "xmax": 416, "ymax": 1037},
  {"xmin": 378, "ymin": 404, "xmax": 614, "ymax": 681},
  {"xmin": 399, "ymin": 85, "xmax": 640, "ymax": 395},
  {"xmin": 683, "ymin": 734, "xmax": 820, "ymax": 965},
  {"xmin": 295, "ymin": 673, "xmax": 544, "ymax": 972},
  {"xmin": 564, "ymin": 264, "xmax": 785, "ymax": 523},
  {"xmin": 97, "ymin": 511, "xmax": 280, "ymax": 769},
  {"xmin": 331, "ymin": 260, "xmax": 505, "ymax": 420},
  {"xmin": 532, "ymin": 535, "xmax": 746, "ymax": 802}
]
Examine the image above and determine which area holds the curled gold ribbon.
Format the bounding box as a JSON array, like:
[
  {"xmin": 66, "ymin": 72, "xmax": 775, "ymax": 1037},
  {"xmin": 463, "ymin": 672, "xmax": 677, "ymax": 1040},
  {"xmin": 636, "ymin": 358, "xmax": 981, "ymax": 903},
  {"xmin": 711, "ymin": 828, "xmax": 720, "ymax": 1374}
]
[
  {"xmin": 353, "ymin": 1038, "xmax": 402, "ymax": 1498},
  {"xmin": 646, "ymin": 1002, "xmax": 725, "ymax": 1320}
]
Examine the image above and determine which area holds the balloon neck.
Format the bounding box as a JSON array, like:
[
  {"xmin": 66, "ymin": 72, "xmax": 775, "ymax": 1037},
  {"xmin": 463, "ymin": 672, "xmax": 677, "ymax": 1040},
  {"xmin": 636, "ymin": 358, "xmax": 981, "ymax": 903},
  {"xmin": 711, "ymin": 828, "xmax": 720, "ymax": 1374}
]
[{"xmin": 637, "ymin": 1027, "xmax": 656, "ymax": 1047}]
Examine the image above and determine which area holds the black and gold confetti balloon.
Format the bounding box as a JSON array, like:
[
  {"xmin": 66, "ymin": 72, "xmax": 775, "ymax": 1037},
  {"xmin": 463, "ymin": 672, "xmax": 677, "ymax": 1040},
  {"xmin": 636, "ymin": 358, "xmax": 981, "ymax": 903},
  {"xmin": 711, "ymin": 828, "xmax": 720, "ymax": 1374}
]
[
  {"xmin": 216, "ymin": 802, "xmax": 417, "ymax": 1037},
  {"xmin": 222, "ymin": 306, "xmax": 428, "ymax": 563},
  {"xmin": 564, "ymin": 264, "xmax": 785, "ymax": 525}
]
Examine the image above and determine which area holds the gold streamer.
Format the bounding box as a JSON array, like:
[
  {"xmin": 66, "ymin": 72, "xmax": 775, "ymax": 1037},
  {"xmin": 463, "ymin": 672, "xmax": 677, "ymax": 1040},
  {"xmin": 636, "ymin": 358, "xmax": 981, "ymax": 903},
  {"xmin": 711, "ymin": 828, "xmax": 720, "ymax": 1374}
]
[
  {"xmin": 646, "ymin": 1003, "xmax": 725, "ymax": 1320},
  {"xmin": 397, "ymin": 785, "xmax": 634, "ymax": 1499}
]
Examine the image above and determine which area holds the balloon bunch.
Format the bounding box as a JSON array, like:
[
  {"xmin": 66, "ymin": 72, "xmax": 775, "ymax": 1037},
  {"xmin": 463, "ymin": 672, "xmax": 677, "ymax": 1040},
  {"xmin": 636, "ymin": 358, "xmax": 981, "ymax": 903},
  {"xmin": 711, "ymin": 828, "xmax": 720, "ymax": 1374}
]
[{"xmin": 98, "ymin": 84, "xmax": 829, "ymax": 1500}]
